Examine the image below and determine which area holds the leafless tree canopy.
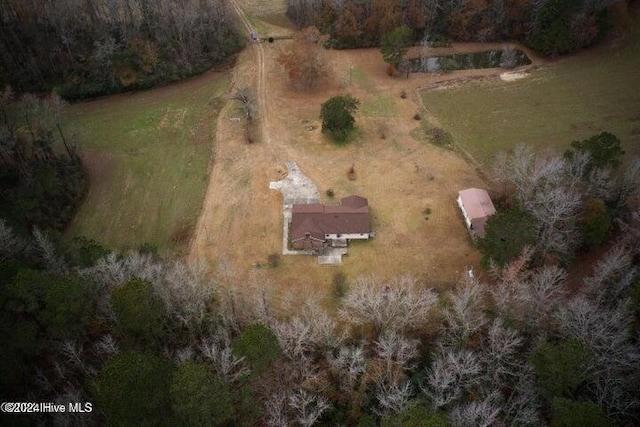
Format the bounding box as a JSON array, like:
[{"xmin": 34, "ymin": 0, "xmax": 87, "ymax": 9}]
[{"xmin": 2, "ymin": 217, "xmax": 639, "ymax": 425}]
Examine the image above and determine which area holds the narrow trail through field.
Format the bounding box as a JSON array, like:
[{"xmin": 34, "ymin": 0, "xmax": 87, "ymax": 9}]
[{"xmin": 229, "ymin": 0, "xmax": 273, "ymax": 148}]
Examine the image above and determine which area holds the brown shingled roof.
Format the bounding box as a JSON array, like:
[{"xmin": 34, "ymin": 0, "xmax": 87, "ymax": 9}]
[{"xmin": 291, "ymin": 196, "xmax": 371, "ymax": 248}]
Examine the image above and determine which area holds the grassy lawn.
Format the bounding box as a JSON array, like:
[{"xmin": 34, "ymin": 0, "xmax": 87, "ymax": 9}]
[
  {"xmin": 361, "ymin": 94, "xmax": 397, "ymax": 118},
  {"xmin": 421, "ymin": 26, "xmax": 640, "ymax": 166},
  {"xmin": 63, "ymin": 72, "xmax": 228, "ymax": 252}
]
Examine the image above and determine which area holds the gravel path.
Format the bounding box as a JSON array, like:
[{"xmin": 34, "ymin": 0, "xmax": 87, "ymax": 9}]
[{"xmin": 269, "ymin": 161, "xmax": 320, "ymax": 255}]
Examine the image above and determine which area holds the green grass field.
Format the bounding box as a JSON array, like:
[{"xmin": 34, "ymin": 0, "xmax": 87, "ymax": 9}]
[
  {"xmin": 63, "ymin": 72, "xmax": 228, "ymax": 252},
  {"xmin": 361, "ymin": 94, "xmax": 398, "ymax": 118},
  {"xmin": 421, "ymin": 25, "xmax": 640, "ymax": 167}
]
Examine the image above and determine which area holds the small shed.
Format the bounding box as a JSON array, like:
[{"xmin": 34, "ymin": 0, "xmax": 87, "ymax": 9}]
[{"xmin": 457, "ymin": 188, "xmax": 496, "ymax": 238}]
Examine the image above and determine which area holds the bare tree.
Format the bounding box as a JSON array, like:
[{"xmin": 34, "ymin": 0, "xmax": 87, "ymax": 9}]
[
  {"xmin": 155, "ymin": 260, "xmax": 215, "ymax": 330},
  {"xmin": 441, "ymin": 278, "xmax": 487, "ymax": 346},
  {"xmin": 583, "ymin": 245, "xmax": 637, "ymax": 306},
  {"xmin": 375, "ymin": 330, "xmax": 420, "ymax": 383},
  {"xmin": 0, "ymin": 219, "xmax": 29, "ymax": 261},
  {"xmin": 264, "ymin": 390, "xmax": 289, "ymax": 427},
  {"xmin": 200, "ymin": 331, "xmax": 250, "ymax": 383},
  {"xmin": 501, "ymin": 366, "xmax": 542, "ymax": 426},
  {"xmin": 374, "ymin": 380, "xmax": 413, "ymax": 416},
  {"xmin": 339, "ymin": 274, "xmax": 437, "ymax": 336},
  {"xmin": 422, "ymin": 348, "xmax": 482, "ymax": 410},
  {"xmin": 231, "ymin": 87, "xmax": 257, "ymax": 124},
  {"xmin": 556, "ymin": 296, "xmax": 640, "ymax": 418},
  {"xmin": 326, "ymin": 345, "xmax": 366, "ymax": 391},
  {"xmin": 613, "ymin": 158, "xmax": 640, "ymax": 211},
  {"xmin": 618, "ymin": 210, "xmax": 640, "ymax": 257},
  {"xmin": 80, "ymin": 251, "xmax": 163, "ymax": 289},
  {"xmin": 490, "ymin": 248, "xmax": 567, "ymax": 333},
  {"xmin": 448, "ymin": 398, "xmax": 500, "ymax": 427},
  {"xmin": 484, "ymin": 319, "xmax": 523, "ymax": 379},
  {"xmin": 497, "ymin": 144, "xmax": 585, "ymax": 258},
  {"xmin": 217, "ymin": 272, "xmax": 278, "ymax": 333},
  {"xmin": 272, "ymin": 297, "xmax": 340, "ymax": 362},
  {"xmin": 58, "ymin": 340, "xmax": 95, "ymax": 377},
  {"xmin": 94, "ymin": 334, "xmax": 118, "ymax": 359},
  {"xmin": 32, "ymin": 228, "xmax": 67, "ymax": 274},
  {"xmin": 53, "ymin": 384, "xmax": 96, "ymax": 427},
  {"xmin": 288, "ymin": 389, "xmax": 331, "ymax": 427}
]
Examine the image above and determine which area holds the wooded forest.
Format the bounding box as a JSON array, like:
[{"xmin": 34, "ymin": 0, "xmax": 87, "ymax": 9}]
[
  {"xmin": 286, "ymin": 0, "xmax": 619, "ymax": 54},
  {"xmin": 0, "ymin": 0, "xmax": 243, "ymax": 99},
  {"xmin": 0, "ymin": 90, "xmax": 87, "ymax": 234},
  {"xmin": 1, "ymin": 205, "xmax": 639, "ymax": 426}
]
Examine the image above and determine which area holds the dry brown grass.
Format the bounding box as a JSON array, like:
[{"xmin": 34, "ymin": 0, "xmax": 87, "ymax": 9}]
[{"xmin": 189, "ymin": 31, "xmax": 493, "ymax": 297}]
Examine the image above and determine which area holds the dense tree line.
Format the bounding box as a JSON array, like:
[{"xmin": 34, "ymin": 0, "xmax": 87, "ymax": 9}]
[
  {"xmin": 482, "ymin": 132, "xmax": 639, "ymax": 267},
  {"xmin": 0, "ymin": 90, "xmax": 87, "ymax": 234},
  {"xmin": 285, "ymin": 0, "xmax": 625, "ymax": 55},
  {"xmin": 1, "ymin": 203, "xmax": 639, "ymax": 425},
  {"xmin": 0, "ymin": 0, "xmax": 243, "ymax": 99}
]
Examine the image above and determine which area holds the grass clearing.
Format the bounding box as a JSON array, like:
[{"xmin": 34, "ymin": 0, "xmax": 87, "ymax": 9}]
[
  {"xmin": 64, "ymin": 72, "xmax": 229, "ymax": 253},
  {"xmin": 421, "ymin": 26, "xmax": 640, "ymax": 166},
  {"xmin": 361, "ymin": 93, "xmax": 397, "ymax": 118}
]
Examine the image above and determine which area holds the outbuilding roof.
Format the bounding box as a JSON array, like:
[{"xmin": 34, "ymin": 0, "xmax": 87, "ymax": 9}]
[
  {"xmin": 458, "ymin": 188, "xmax": 496, "ymax": 238},
  {"xmin": 458, "ymin": 188, "xmax": 496, "ymax": 219}
]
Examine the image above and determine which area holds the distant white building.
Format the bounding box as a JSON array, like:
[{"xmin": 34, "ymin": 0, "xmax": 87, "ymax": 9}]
[{"xmin": 457, "ymin": 188, "xmax": 496, "ymax": 239}]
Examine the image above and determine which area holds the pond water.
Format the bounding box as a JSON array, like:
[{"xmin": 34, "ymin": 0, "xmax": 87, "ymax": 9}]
[{"xmin": 409, "ymin": 50, "xmax": 531, "ymax": 73}]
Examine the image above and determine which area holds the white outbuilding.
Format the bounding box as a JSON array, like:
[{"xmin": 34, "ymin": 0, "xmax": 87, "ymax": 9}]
[{"xmin": 457, "ymin": 188, "xmax": 496, "ymax": 239}]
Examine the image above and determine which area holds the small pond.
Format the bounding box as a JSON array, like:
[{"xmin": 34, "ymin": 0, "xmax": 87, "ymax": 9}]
[{"xmin": 409, "ymin": 49, "xmax": 531, "ymax": 73}]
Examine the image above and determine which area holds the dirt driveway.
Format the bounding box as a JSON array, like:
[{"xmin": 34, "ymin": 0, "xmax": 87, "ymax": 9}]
[{"xmin": 189, "ymin": 0, "xmax": 543, "ymax": 294}]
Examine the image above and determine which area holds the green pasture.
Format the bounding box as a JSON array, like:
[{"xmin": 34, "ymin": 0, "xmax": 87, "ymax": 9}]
[
  {"xmin": 421, "ymin": 25, "xmax": 640, "ymax": 166},
  {"xmin": 63, "ymin": 73, "xmax": 229, "ymax": 252},
  {"xmin": 361, "ymin": 94, "xmax": 397, "ymax": 118}
]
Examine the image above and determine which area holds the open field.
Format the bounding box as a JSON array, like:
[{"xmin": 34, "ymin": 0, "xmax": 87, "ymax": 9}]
[
  {"xmin": 421, "ymin": 23, "xmax": 640, "ymax": 166},
  {"xmin": 189, "ymin": 1, "xmax": 501, "ymax": 295},
  {"xmin": 238, "ymin": 0, "xmax": 295, "ymax": 38},
  {"xmin": 61, "ymin": 0, "xmax": 639, "ymax": 299},
  {"xmin": 63, "ymin": 71, "xmax": 229, "ymax": 252}
]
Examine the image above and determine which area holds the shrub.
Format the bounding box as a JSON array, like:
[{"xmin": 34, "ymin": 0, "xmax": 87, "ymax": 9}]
[
  {"xmin": 320, "ymin": 95, "xmax": 360, "ymax": 142},
  {"xmin": 564, "ymin": 131, "xmax": 624, "ymax": 170},
  {"xmin": 579, "ymin": 198, "xmax": 612, "ymax": 248},
  {"xmin": 427, "ymin": 127, "xmax": 453, "ymax": 146},
  {"xmin": 479, "ymin": 206, "xmax": 536, "ymax": 268},
  {"xmin": 267, "ymin": 253, "xmax": 281, "ymax": 268},
  {"xmin": 347, "ymin": 165, "xmax": 357, "ymax": 181},
  {"xmin": 380, "ymin": 25, "xmax": 412, "ymax": 68},
  {"xmin": 332, "ymin": 272, "xmax": 348, "ymax": 298},
  {"xmin": 400, "ymin": 90, "xmax": 407, "ymax": 99},
  {"xmin": 413, "ymin": 113, "xmax": 422, "ymax": 120},
  {"xmin": 530, "ymin": 339, "xmax": 590, "ymax": 401},
  {"xmin": 231, "ymin": 324, "xmax": 281, "ymax": 375},
  {"xmin": 111, "ymin": 279, "xmax": 166, "ymax": 347},
  {"xmin": 326, "ymin": 189, "xmax": 335, "ymax": 198},
  {"xmin": 93, "ymin": 351, "xmax": 173, "ymax": 427},
  {"xmin": 423, "ymin": 207, "xmax": 432, "ymax": 220},
  {"xmin": 171, "ymin": 361, "xmax": 233, "ymax": 426},
  {"xmin": 377, "ymin": 124, "xmax": 388, "ymax": 139},
  {"xmin": 138, "ymin": 243, "xmax": 158, "ymax": 256}
]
